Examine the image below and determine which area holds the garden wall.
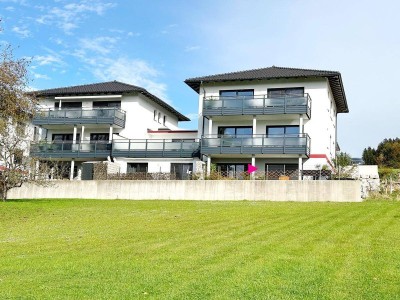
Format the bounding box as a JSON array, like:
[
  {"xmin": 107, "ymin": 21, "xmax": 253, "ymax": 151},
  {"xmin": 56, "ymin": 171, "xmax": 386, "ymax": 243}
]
[{"xmin": 9, "ymin": 180, "xmax": 362, "ymax": 202}]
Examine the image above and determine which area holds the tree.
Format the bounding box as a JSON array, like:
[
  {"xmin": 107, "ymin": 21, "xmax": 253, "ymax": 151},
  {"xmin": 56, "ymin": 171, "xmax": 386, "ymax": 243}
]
[
  {"xmin": 0, "ymin": 22, "xmax": 41, "ymax": 201},
  {"xmin": 332, "ymin": 152, "xmax": 353, "ymax": 180},
  {"xmin": 362, "ymin": 147, "xmax": 376, "ymax": 165},
  {"xmin": 362, "ymin": 138, "xmax": 400, "ymax": 168}
]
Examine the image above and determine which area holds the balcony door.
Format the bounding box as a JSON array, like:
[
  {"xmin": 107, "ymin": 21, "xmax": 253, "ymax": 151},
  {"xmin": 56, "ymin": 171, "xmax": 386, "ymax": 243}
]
[{"xmin": 266, "ymin": 126, "xmax": 299, "ymax": 136}]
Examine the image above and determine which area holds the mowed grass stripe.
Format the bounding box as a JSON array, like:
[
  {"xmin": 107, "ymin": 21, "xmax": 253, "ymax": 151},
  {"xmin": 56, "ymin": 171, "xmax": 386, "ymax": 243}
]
[{"xmin": 1, "ymin": 200, "xmax": 400, "ymax": 299}]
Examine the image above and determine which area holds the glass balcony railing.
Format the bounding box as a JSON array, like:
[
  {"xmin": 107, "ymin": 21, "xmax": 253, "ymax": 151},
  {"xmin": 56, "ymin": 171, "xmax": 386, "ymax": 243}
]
[
  {"xmin": 112, "ymin": 139, "xmax": 200, "ymax": 158},
  {"xmin": 30, "ymin": 139, "xmax": 201, "ymax": 159},
  {"xmin": 32, "ymin": 108, "xmax": 126, "ymax": 128},
  {"xmin": 203, "ymin": 94, "xmax": 311, "ymax": 118},
  {"xmin": 201, "ymin": 134, "xmax": 310, "ymax": 156}
]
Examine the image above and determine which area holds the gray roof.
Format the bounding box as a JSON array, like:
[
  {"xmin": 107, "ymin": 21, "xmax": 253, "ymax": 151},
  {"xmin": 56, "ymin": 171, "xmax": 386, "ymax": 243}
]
[
  {"xmin": 34, "ymin": 81, "xmax": 190, "ymax": 121},
  {"xmin": 185, "ymin": 66, "xmax": 348, "ymax": 113}
]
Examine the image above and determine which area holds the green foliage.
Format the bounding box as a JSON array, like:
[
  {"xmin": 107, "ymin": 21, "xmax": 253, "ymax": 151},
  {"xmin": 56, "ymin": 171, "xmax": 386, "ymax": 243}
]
[
  {"xmin": 333, "ymin": 152, "xmax": 352, "ymax": 168},
  {"xmin": 363, "ymin": 138, "xmax": 400, "ymax": 168},
  {"xmin": 362, "ymin": 147, "xmax": 377, "ymax": 165},
  {"xmin": 1, "ymin": 200, "xmax": 400, "ymax": 299}
]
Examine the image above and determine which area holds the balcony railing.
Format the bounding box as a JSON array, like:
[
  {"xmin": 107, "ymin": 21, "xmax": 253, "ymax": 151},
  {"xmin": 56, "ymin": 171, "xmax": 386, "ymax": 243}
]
[
  {"xmin": 112, "ymin": 139, "xmax": 200, "ymax": 158},
  {"xmin": 30, "ymin": 141, "xmax": 112, "ymax": 158},
  {"xmin": 203, "ymin": 94, "xmax": 311, "ymax": 118},
  {"xmin": 32, "ymin": 108, "xmax": 126, "ymax": 128},
  {"xmin": 201, "ymin": 134, "xmax": 310, "ymax": 156},
  {"xmin": 30, "ymin": 139, "xmax": 201, "ymax": 159}
]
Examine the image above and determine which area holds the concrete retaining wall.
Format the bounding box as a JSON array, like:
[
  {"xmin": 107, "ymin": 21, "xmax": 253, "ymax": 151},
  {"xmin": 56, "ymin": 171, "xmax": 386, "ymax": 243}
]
[{"xmin": 8, "ymin": 180, "xmax": 362, "ymax": 202}]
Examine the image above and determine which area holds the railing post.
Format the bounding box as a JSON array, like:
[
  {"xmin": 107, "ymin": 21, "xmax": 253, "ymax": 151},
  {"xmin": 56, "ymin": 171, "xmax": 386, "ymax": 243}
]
[
  {"xmin": 162, "ymin": 139, "xmax": 165, "ymax": 157},
  {"xmin": 145, "ymin": 139, "xmax": 148, "ymax": 158},
  {"xmin": 242, "ymin": 96, "xmax": 244, "ymax": 114},
  {"xmin": 263, "ymin": 95, "xmax": 265, "ymax": 114},
  {"xmin": 284, "ymin": 96, "xmax": 287, "ymax": 114},
  {"xmin": 180, "ymin": 140, "xmax": 183, "ymax": 158},
  {"xmin": 283, "ymin": 135, "xmax": 286, "ymax": 154},
  {"xmin": 222, "ymin": 97, "xmax": 224, "ymax": 116}
]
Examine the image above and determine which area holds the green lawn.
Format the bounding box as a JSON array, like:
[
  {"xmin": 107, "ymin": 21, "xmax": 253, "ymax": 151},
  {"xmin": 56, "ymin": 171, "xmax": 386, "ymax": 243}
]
[{"xmin": 1, "ymin": 200, "xmax": 400, "ymax": 299}]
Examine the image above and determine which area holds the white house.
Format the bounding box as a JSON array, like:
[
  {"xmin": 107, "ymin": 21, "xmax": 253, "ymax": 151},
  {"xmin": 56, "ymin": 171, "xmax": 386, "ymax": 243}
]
[
  {"xmin": 184, "ymin": 66, "xmax": 349, "ymax": 179},
  {"xmin": 31, "ymin": 81, "xmax": 199, "ymax": 179}
]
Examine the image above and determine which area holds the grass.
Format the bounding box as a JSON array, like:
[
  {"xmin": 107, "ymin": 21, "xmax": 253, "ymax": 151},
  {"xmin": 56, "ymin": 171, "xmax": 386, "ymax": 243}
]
[{"xmin": 1, "ymin": 199, "xmax": 400, "ymax": 299}]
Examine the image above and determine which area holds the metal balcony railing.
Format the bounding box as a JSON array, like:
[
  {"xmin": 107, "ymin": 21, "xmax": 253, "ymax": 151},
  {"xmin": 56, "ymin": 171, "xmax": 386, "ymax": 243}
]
[
  {"xmin": 201, "ymin": 134, "xmax": 310, "ymax": 156},
  {"xmin": 32, "ymin": 108, "xmax": 126, "ymax": 128},
  {"xmin": 203, "ymin": 94, "xmax": 311, "ymax": 118},
  {"xmin": 30, "ymin": 139, "xmax": 201, "ymax": 159},
  {"xmin": 111, "ymin": 139, "xmax": 200, "ymax": 158},
  {"xmin": 30, "ymin": 141, "xmax": 112, "ymax": 158}
]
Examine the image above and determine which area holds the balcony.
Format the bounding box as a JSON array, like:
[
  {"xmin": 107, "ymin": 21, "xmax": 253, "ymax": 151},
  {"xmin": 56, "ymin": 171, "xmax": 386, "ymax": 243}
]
[
  {"xmin": 31, "ymin": 139, "xmax": 201, "ymax": 159},
  {"xmin": 112, "ymin": 139, "xmax": 200, "ymax": 158},
  {"xmin": 203, "ymin": 94, "xmax": 311, "ymax": 118},
  {"xmin": 32, "ymin": 108, "xmax": 126, "ymax": 128},
  {"xmin": 30, "ymin": 141, "xmax": 112, "ymax": 159},
  {"xmin": 201, "ymin": 134, "xmax": 310, "ymax": 156}
]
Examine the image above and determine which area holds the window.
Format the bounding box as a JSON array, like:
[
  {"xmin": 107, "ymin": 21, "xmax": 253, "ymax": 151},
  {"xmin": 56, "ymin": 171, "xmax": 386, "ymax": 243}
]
[
  {"xmin": 163, "ymin": 115, "xmax": 167, "ymax": 126},
  {"xmin": 55, "ymin": 102, "xmax": 82, "ymax": 109},
  {"xmin": 90, "ymin": 133, "xmax": 109, "ymax": 142},
  {"xmin": 268, "ymin": 87, "xmax": 304, "ymax": 98},
  {"xmin": 265, "ymin": 164, "xmax": 298, "ymax": 178},
  {"xmin": 218, "ymin": 126, "xmax": 252, "ymax": 137},
  {"xmin": 158, "ymin": 112, "xmax": 162, "ymax": 123},
  {"xmin": 127, "ymin": 163, "xmax": 148, "ymax": 173},
  {"xmin": 217, "ymin": 163, "xmax": 248, "ymax": 179},
  {"xmin": 93, "ymin": 101, "xmax": 121, "ymax": 108},
  {"xmin": 52, "ymin": 133, "xmax": 80, "ymax": 142},
  {"xmin": 266, "ymin": 126, "xmax": 299, "ymax": 136},
  {"xmin": 171, "ymin": 163, "xmax": 193, "ymax": 180},
  {"xmin": 154, "ymin": 110, "xmax": 157, "ymax": 121},
  {"xmin": 220, "ymin": 89, "xmax": 254, "ymax": 99}
]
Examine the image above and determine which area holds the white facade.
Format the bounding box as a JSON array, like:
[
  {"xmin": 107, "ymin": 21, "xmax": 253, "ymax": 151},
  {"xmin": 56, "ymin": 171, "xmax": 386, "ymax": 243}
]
[{"xmin": 32, "ymin": 82, "xmax": 198, "ymax": 179}]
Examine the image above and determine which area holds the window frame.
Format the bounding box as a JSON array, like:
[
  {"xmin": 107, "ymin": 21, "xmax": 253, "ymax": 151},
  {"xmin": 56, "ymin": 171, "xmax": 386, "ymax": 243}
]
[
  {"xmin": 266, "ymin": 125, "xmax": 299, "ymax": 136},
  {"xmin": 218, "ymin": 126, "xmax": 253, "ymax": 137}
]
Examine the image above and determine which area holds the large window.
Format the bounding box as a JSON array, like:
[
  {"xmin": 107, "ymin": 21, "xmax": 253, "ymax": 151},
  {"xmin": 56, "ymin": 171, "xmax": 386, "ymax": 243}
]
[
  {"xmin": 55, "ymin": 102, "xmax": 82, "ymax": 109},
  {"xmin": 171, "ymin": 163, "xmax": 193, "ymax": 180},
  {"xmin": 93, "ymin": 101, "xmax": 121, "ymax": 108},
  {"xmin": 218, "ymin": 126, "xmax": 252, "ymax": 137},
  {"xmin": 268, "ymin": 87, "xmax": 304, "ymax": 98},
  {"xmin": 217, "ymin": 163, "xmax": 248, "ymax": 179},
  {"xmin": 127, "ymin": 163, "xmax": 148, "ymax": 173},
  {"xmin": 90, "ymin": 133, "xmax": 109, "ymax": 142},
  {"xmin": 52, "ymin": 133, "xmax": 80, "ymax": 142},
  {"xmin": 266, "ymin": 126, "xmax": 299, "ymax": 136},
  {"xmin": 265, "ymin": 164, "xmax": 298, "ymax": 178},
  {"xmin": 220, "ymin": 89, "xmax": 254, "ymax": 99}
]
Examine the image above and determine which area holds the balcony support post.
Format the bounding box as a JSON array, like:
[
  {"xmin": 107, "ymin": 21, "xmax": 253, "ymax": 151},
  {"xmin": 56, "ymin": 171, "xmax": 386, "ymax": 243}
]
[
  {"xmin": 70, "ymin": 159, "xmax": 75, "ymax": 181},
  {"xmin": 298, "ymin": 155, "xmax": 303, "ymax": 181},
  {"xmin": 73, "ymin": 126, "xmax": 77, "ymax": 144},
  {"xmin": 207, "ymin": 156, "xmax": 211, "ymax": 176},
  {"xmin": 251, "ymin": 155, "xmax": 255, "ymax": 180},
  {"xmin": 299, "ymin": 114, "xmax": 304, "ymax": 134},
  {"xmin": 252, "ymin": 115, "xmax": 257, "ymax": 137},
  {"xmin": 208, "ymin": 117, "xmax": 213, "ymax": 136},
  {"xmin": 81, "ymin": 126, "xmax": 85, "ymax": 142},
  {"xmin": 109, "ymin": 126, "xmax": 113, "ymax": 143}
]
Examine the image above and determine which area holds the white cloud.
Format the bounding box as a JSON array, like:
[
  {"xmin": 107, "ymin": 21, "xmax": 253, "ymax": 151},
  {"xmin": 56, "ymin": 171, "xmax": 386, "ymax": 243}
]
[
  {"xmin": 79, "ymin": 36, "xmax": 118, "ymax": 55},
  {"xmin": 32, "ymin": 71, "xmax": 50, "ymax": 80},
  {"xmin": 34, "ymin": 54, "xmax": 64, "ymax": 67},
  {"xmin": 36, "ymin": 0, "xmax": 116, "ymax": 34},
  {"xmin": 90, "ymin": 57, "xmax": 169, "ymax": 103},
  {"xmin": 12, "ymin": 26, "xmax": 30, "ymax": 38},
  {"xmin": 185, "ymin": 45, "xmax": 200, "ymax": 52}
]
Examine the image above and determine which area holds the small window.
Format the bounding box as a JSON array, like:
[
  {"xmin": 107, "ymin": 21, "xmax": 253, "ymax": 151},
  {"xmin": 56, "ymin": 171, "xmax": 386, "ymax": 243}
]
[
  {"xmin": 90, "ymin": 133, "xmax": 109, "ymax": 142},
  {"xmin": 219, "ymin": 89, "xmax": 254, "ymax": 99},
  {"xmin": 154, "ymin": 110, "xmax": 157, "ymax": 121},
  {"xmin": 163, "ymin": 115, "xmax": 166, "ymax": 126},
  {"xmin": 127, "ymin": 163, "xmax": 148, "ymax": 173},
  {"xmin": 93, "ymin": 101, "xmax": 121, "ymax": 108},
  {"xmin": 158, "ymin": 112, "xmax": 162, "ymax": 123},
  {"xmin": 55, "ymin": 102, "xmax": 82, "ymax": 109}
]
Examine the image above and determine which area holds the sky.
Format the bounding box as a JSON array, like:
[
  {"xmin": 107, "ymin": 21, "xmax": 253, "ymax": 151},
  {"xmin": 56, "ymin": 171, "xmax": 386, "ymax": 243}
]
[{"xmin": 1, "ymin": 0, "xmax": 400, "ymax": 158}]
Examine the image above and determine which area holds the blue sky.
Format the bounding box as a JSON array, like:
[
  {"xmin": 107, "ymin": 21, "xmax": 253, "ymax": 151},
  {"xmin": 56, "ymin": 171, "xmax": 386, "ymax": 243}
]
[{"xmin": 1, "ymin": 0, "xmax": 399, "ymax": 157}]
